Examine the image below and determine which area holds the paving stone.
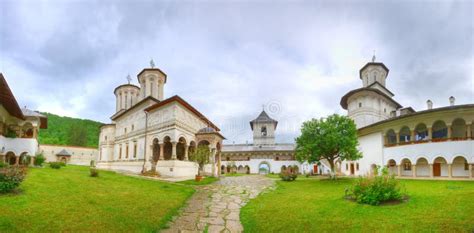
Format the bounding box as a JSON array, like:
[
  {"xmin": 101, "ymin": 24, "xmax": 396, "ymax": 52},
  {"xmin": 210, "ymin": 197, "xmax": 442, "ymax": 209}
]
[{"xmin": 164, "ymin": 175, "xmax": 274, "ymax": 233}]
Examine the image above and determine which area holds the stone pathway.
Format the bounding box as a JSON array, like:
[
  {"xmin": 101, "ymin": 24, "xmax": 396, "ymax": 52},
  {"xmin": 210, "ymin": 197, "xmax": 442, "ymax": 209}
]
[{"xmin": 161, "ymin": 175, "xmax": 275, "ymax": 233}]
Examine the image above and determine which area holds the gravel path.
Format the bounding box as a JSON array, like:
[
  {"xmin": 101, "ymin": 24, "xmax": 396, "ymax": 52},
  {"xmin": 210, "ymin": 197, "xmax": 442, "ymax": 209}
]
[{"xmin": 161, "ymin": 175, "xmax": 275, "ymax": 233}]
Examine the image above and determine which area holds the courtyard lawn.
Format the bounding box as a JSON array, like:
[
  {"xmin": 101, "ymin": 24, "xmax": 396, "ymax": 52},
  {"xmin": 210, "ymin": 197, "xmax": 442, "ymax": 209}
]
[
  {"xmin": 241, "ymin": 178, "xmax": 474, "ymax": 232},
  {"xmin": 0, "ymin": 165, "xmax": 194, "ymax": 232},
  {"xmin": 178, "ymin": 176, "xmax": 218, "ymax": 185}
]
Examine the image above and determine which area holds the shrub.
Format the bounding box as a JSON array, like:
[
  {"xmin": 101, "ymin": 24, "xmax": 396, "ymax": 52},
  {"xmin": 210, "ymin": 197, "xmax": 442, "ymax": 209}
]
[
  {"xmin": 279, "ymin": 169, "xmax": 298, "ymax": 181},
  {"xmin": 59, "ymin": 162, "xmax": 66, "ymax": 167},
  {"xmin": 348, "ymin": 168, "xmax": 404, "ymax": 205},
  {"xmin": 49, "ymin": 162, "xmax": 62, "ymax": 169},
  {"xmin": 90, "ymin": 167, "xmax": 99, "ymax": 177},
  {"xmin": 34, "ymin": 154, "xmax": 46, "ymax": 167},
  {"xmin": 0, "ymin": 166, "xmax": 27, "ymax": 193},
  {"xmin": 0, "ymin": 161, "xmax": 7, "ymax": 168}
]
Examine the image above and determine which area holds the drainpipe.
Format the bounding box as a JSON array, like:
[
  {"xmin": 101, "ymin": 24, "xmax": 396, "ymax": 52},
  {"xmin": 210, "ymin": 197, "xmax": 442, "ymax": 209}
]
[{"xmin": 141, "ymin": 111, "xmax": 149, "ymax": 173}]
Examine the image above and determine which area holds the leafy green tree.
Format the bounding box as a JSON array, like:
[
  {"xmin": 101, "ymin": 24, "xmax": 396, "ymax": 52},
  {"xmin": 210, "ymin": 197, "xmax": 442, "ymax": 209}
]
[
  {"xmin": 189, "ymin": 145, "xmax": 210, "ymax": 176},
  {"xmin": 295, "ymin": 114, "xmax": 361, "ymax": 179},
  {"xmin": 68, "ymin": 123, "xmax": 88, "ymax": 146}
]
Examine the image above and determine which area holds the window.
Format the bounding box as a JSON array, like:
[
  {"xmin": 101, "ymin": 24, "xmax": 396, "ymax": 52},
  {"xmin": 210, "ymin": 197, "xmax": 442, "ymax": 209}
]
[
  {"xmin": 119, "ymin": 146, "xmax": 122, "ymax": 159},
  {"xmin": 346, "ymin": 164, "xmax": 348, "ymax": 171},
  {"xmin": 403, "ymin": 161, "xmax": 412, "ymax": 171},
  {"xmin": 275, "ymin": 157, "xmax": 279, "ymax": 161},
  {"xmin": 125, "ymin": 144, "xmax": 129, "ymax": 159},
  {"xmin": 105, "ymin": 136, "xmax": 107, "ymax": 141},
  {"xmin": 226, "ymin": 157, "xmax": 230, "ymax": 161},
  {"xmin": 133, "ymin": 143, "xmax": 137, "ymax": 158},
  {"xmin": 356, "ymin": 163, "xmax": 359, "ymax": 171},
  {"xmin": 131, "ymin": 125, "xmax": 134, "ymax": 131},
  {"xmin": 247, "ymin": 157, "xmax": 250, "ymax": 161},
  {"xmin": 124, "ymin": 128, "xmax": 127, "ymax": 134},
  {"xmin": 384, "ymin": 108, "xmax": 386, "ymax": 113},
  {"xmin": 465, "ymin": 162, "xmax": 469, "ymax": 171},
  {"xmin": 261, "ymin": 126, "xmax": 267, "ymax": 136},
  {"xmin": 359, "ymin": 103, "xmax": 362, "ymax": 108}
]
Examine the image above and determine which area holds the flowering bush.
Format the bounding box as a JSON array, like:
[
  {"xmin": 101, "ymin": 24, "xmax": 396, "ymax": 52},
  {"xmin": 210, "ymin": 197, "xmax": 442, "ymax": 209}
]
[
  {"xmin": 0, "ymin": 166, "xmax": 27, "ymax": 193},
  {"xmin": 279, "ymin": 167, "xmax": 298, "ymax": 181},
  {"xmin": 347, "ymin": 168, "xmax": 404, "ymax": 205}
]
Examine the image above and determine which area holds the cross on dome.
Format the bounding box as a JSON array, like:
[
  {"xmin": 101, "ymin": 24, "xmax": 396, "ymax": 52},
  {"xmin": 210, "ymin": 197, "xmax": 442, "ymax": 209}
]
[{"xmin": 150, "ymin": 59, "xmax": 155, "ymax": 68}]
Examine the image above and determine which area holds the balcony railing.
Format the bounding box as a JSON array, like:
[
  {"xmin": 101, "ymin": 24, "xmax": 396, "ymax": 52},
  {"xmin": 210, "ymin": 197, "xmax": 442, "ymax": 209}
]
[{"xmin": 384, "ymin": 137, "xmax": 472, "ymax": 147}]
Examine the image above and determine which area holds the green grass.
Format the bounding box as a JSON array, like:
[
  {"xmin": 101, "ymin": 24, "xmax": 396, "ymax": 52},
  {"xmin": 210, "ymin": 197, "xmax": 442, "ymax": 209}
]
[
  {"xmin": 241, "ymin": 178, "xmax": 474, "ymax": 232},
  {"xmin": 177, "ymin": 176, "xmax": 218, "ymax": 186},
  {"xmin": 0, "ymin": 165, "xmax": 194, "ymax": 232},
  {"xmin": 225, "ymin": 173, "xmax": 246, "ymax": 177}
]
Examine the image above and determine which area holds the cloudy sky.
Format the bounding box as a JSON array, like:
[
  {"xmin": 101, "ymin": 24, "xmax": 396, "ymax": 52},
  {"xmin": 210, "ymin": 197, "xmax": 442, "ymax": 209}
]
[{"xmin": 1, "ymin": 0, "xmax": 472, "ymax": 143}]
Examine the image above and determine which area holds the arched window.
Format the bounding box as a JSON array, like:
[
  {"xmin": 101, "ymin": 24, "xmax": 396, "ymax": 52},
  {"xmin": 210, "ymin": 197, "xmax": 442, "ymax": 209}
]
[
  {"xmin": 403, "ymin": 160, "xmax": 412, "ymax": 171},
  {"xmin": 386, "ymin": 129, "xmax": 396, "ymax": 145},
  {"xmin": 451, "ymin": 118, "xmax": 467, "ymax": 139},
  {"xmin": 261, "ymin": 126, "xmax": 267, "ymax": 136},
  {"xmin": 415, "ymin": 123, "xmax": 428, "ymax": 141},
  {"xmin": 399, "ymin": 126, "xmax": 411, "ymax": 143}
]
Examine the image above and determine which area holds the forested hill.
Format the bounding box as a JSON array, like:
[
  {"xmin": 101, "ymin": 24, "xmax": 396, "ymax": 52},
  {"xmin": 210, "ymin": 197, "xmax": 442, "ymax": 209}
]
[{"xmin": 38, "ymin": 112, "xmax": 103, "ymax": 148}]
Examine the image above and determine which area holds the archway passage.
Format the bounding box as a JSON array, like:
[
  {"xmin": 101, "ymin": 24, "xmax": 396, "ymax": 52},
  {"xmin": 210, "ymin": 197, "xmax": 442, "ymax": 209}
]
[
  {"xmin": 387, "ymin": 159, "xmax": 397, "ymax": 175},
  {"xmin": 245, "ymin": 165, "xmax": 250, "ymax": 174},
  {"xmin": 19, "ymin": 153, "xmax": 29, "ymax": 166},
  {"xmin": 5, "ymin": 152, "xmax": 16, "ymax": 165},
  {"xmin": 433, "ymin": 157, "xmax": 448, "ymax": 177},
  {"xmin": 400, "ymin": 158, "xmax": 412, "ymax": 176},
  {"xmin": 152, "ymin": 139, "xmax": 160, "ymax": 162},
  {"xmin": 163, "ymin": 136, "xmax": 172, "ymax": 160},
  {"xmin": 177, "ymin": 137, "xmax": 186, "ymax": 161},
  {"xmin": 415, "ymin": 158, "xmax": 430, "ymax": 177},
  {"xmin": 258, "ymin": 162, "xmax": 270, "ymax": 174},
  {"xmin": 452, "ymin": 156, "xmax": 469, "ymax": 177},
  {"xmin": 221, "ymin": 165, "xmax": 225, "ymax": 174},
  {"xmin": 432, "ymin": 121, "xmax": 448, "ymax": 140}
]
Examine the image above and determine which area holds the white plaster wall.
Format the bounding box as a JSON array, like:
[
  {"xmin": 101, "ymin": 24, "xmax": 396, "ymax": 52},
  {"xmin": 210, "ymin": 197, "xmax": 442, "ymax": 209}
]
[
  {"xmin": 1, "ymin": 136, "xmax": 38, "ymax": 156},
  {"xmin": 343, "ymin": 132, "xmax": 384, "ymax": 176},
  {"xmin": 39, "ymin": 144, "xmax": 98, "ymax": 165},
  {"xmin": 416, "ymin": 163, "xmax": 430, "ymax": 177},
  {"xmin": 221, "ymin": 159, "xmax": 301, "ymax": 174}
]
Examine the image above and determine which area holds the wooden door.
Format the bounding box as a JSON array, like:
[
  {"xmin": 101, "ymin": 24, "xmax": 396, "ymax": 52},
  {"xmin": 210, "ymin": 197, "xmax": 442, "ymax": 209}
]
[
  {"xmin": 433, "ymin": 163, "xmax": 441, "ymax": 176},
  {"xmin": 350, "ymin": 164, "xmax": 355, "ymax": 175},
  {"xmin": 313, "ymin": 165, "xmax": 318, "ymax": 174}
]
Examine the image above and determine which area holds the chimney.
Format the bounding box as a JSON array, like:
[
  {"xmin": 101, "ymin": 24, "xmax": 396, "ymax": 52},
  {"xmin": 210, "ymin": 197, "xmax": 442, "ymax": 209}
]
[
  {"xmin": 449, "ymin": 96, "xmax": 455, "ymax": 106},
  {"xmin": 427, "ymin": 100, "xmax": 433, "ymax": 110}
]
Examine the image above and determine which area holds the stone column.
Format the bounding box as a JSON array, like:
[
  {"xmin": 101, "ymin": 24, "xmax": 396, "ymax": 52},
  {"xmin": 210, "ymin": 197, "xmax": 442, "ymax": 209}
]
[
  {"xmin": 211, "ymin": 148, "xmax": 216, "ymax": 177},
  {"xmin": 430, "ymin": 164, "xmax": 434, "ymax": 178},
  {"xmin": 184, "ymin": 145, "xmax": 189, "ymax": 160},
  {"xmin": 428, "ymin": 127, "xmax": 432, "ymax": 140},
  {"xmin": 396, "ymin": 132, "xmax": 400, "ymax": 144},
  {"xmin": 410, "ymin": 130, "xmax": 415, "ymax": 142},
  {"xmin": 159, "ymin": 144, "xmax": 164, "ymax": 160},
  {"xmin": 15, "ymin": 156, "xmax": 19, "ymax": 166},
  {"xmin": 448, "ymin": 164, "xmax": 452, "ymax": 178},
  {"xmin": 412, "ymin": 165, "xmax": 416, "ymax": 178},
  {"xmin": 30, "ymin": 157, "xmax": 35, "ymax": 166},
  {"xmin": 397, "ymin": 165, "xmax": 401, "ymax": 177},
  {"xmin": 171, "ymin": 142, "xmax": 177, "ymax": 160},
  {"xmin": 469, "ymin": 164, "xmax": 473, "ymax": 179},
  {"xmin": 467, "ymin": 124, "xmax": 472, "ymax": 139},
  {"xmin": 447, "ymin": 124, "xmax": 452, "ymax": 140}
]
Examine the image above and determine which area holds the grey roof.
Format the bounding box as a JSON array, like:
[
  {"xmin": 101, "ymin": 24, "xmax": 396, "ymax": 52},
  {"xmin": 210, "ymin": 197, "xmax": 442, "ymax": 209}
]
[
  {"xmin": 222, "ymin": 143, "xmax": 294, "ymax": 152},
  {"xmin": 56, "ymin": 149, "xmax": 72, "ymax": 157},
  {"xmin": 21, "ymin": 108, "xmax": 46, "ymax": 118},
  {"xmin": 249, "ymin": 111, "xmax": 278, "ymax": 130},
  {"xmin": 198, "ymin": 127, "xmax": 216, "ymax": 133}
]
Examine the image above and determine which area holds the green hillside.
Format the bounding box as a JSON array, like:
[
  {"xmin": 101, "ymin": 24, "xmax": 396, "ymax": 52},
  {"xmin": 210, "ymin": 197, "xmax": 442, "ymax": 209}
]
[{"xmin": 38, "ymin": 112, "xmax": 103, "ymax": 148}]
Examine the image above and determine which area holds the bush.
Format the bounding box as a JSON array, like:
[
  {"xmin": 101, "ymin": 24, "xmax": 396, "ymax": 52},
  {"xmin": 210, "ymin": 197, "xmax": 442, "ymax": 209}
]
[
  {"xmin": 49, "ymin": 162, "xmax": 62, "ymax": 169},
  {"xmin": 34, "ymin": 154, "xmax": 46, "ymax": 167},
  {"xmin": 59, "ymin": 162, "xmax": 66, "ymax": 167},
  {"xmin": 0, "ymin": 166, "xmax": 27, "ymax": 193},
  {"xmin": 348, "ymin": 168, "xmax": 404, "ymax": 205},
  {"xmin": 90, "ymin": 167, "xmax": 99, "ymax": 177},
  {"xmin": 279, "ymin": 169, "xmax": 298, "ymax": 181},
  {"xmin": 0, "ymin": 161, "xmax": 7, "ymax": 168}
]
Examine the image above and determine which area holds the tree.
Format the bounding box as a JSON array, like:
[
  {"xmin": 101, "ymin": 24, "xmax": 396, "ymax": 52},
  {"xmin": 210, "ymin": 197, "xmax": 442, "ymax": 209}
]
[
  {"xmin": 189, "ymin": 145, "xmax": 210, "ymax": 176},
  {"xmin": 68, "ymin": 123, "xmax": 88, "ymax": 147},
  {"xmin": 295, "ymin": 114, "xmax": 361, "ymax": 179}
]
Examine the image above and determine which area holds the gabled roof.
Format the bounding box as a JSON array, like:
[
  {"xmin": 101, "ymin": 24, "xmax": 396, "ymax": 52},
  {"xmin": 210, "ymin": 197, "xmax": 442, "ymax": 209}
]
[
  {"xmin": 144, "ymin": 95, "xmax": 221, "ymax": 131},
  {"xmin": 359, "ymin": 62, "xmax": 390, "ymax": 79},
  {"xmin": 367, "ymin": 81, "xmax": 395, "ymax": 97},
  {"xmin": 0, "ymin": 73, "xmax": 25, "ymax": 120},
  {"xmin": 110, "ymin": 96, "xmax": 159, "ymax": 120},
  {"xmin": 250, "ymin": 111, "xmax": 278, "ymax": 130},
  {"xmin": 340, "ymin": 87, "xmax": 403, "ymax": 110},
  {"xmin": 56, "ymin": 149, "xmax": 72, "ymax": 157},
  {"xmin": 22, "ymin": 108, "xmax": 48, "ymax": 129}
]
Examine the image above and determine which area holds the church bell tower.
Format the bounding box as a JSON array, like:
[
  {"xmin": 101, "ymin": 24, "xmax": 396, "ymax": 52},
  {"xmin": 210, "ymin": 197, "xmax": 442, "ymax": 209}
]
[
  {"xmin": 250, "ymin": 110, "xmax": 278, "ymax": 146},
  {"xmin": 137, "ymin": 59, "xmax": 167, "ymax": 101}
]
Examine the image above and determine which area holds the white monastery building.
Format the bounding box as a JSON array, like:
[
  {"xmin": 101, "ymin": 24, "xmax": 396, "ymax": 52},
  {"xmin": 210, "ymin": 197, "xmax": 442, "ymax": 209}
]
[
  {"xmin": 340, "ymin": 57, "xmax": 473, "ymax": 179},
  {"xmin": 0, "ymin": 74, "xmax": 48, "ymax": 165},
  {"xmin": 97, "ymin": 61, "xmax": 224, "ymax": 178}
]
